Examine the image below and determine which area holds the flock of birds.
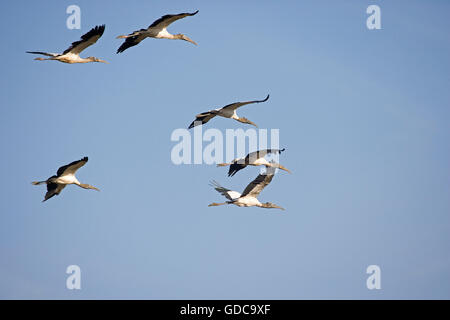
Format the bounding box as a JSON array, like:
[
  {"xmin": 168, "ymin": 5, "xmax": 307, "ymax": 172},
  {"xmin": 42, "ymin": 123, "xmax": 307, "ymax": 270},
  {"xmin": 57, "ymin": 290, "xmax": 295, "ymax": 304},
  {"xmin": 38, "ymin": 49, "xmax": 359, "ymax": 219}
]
[
  {"xmin": 27, "ymin": 11, "xmax": 200, "ymax": 62},
  {"xmin": 30, "ymin": 10, "xmax": 291, "ymax": 210}
]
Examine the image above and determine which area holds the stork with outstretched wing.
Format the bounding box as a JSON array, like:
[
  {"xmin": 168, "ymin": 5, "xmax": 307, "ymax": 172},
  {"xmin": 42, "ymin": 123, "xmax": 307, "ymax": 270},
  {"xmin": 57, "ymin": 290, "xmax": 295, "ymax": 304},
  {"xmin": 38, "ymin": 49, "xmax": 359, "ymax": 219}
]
[
  {"xmin": 217, "ymin": 148, "xmax": 291, "ymax": 176},
  {"xmin": 116, "ymin": 11, "xmax": 198, "ymax": 53},
  {"xmin": 208, "ymin": 166, "xmax": 284, "ymax": 210},
  {"xmin": 189, "ymin": 95, "xmax": 270, "ymax": 129},
  {"xmin": 32, "ymin": 157, "xmax": 100, "ymax": 202},
  {"xmin": 27, "ymin": 25, "xmax": 107, "ymax": 64}
]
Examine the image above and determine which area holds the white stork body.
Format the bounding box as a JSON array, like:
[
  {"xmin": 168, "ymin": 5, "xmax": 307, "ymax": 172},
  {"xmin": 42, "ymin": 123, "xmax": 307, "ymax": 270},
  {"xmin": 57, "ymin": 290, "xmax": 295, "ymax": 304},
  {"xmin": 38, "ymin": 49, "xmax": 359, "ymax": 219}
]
[
  {"xmin": 208, "ymin": 167, "xmax": 284, "ymax": 210},
  {"xmin": 27, "ymin": 25, "xmax": 107, "ymax": 64},
  {"xmin": 55, "ymin": 174, "xmax": 80, "ymax": 185},
  {"xmin": 217, "ymin": 149, "xmax": 291, "ymax": 176},
  {"xmin": 116, "ymin": 11, "xmax": 199, "ymax": 53},
  {"xmin": 234, "ymin": 195, "xmax": 262, "ymax": 208},
  {"xmin": 188, "ymin": 95, "xmax": 270, "ymax": 129},
  {"xmin": 152, "ymin": 28, "xmax": 174, "ymax": 39},
  {"xmin": 32, "ymin": 157, "xmax": 100, "ymax": 202}
]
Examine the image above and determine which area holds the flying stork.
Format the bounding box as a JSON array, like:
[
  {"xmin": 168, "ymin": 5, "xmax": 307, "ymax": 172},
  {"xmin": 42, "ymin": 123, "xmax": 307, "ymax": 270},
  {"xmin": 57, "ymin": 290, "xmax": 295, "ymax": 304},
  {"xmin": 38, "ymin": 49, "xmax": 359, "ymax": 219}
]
[
  {"xmin": 188, "ymin": 95, "xmax": 270, "ymax": 129},
  {"xmin": 116, "ymin": 11, "xmax": 199, "ymax": 53},
  {"xmin": 32, "ymin": 157, "xmax": 100, "ymax": 202},
  {"xmin": 217, "ymin": 149, "xmax": 291, "ymax": 176},
  {"xmin": 208, "ymin": 167, "xmax": 284, "ymax": 210},
  {"xmin": 27, "ymin": 25, "xmax": 107, "ymax": 64}
]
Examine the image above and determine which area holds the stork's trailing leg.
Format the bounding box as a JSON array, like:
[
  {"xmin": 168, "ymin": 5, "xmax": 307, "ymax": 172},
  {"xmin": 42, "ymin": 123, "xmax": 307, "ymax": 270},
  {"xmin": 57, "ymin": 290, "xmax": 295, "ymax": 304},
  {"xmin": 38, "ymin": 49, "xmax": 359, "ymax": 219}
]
[
  {"xmin": 208, "ymin": 202, "xmax": 228, "ymax": 207},
  {"xmin": 216, "ymin": 163, "xmax": 231, "ymax": 167},
  {"xmin": 31, "ymin": 181, "xmax": 46, "ymax": 185}
]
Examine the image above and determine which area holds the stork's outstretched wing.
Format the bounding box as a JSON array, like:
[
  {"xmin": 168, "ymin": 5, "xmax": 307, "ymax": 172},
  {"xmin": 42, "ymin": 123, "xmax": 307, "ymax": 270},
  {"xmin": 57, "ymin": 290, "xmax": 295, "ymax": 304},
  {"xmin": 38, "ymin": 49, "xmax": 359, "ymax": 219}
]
[
  {"xmin": 43, "ymin": 183, "xmax": 66, "ymax": 202},
  {"xmin": 222, "ymin": 94, "xmax": 270, "ymax": 111},
  {"xmin": 148, "ymin": 11, "xmax": 199, "ymax": 30},
  {"xmin": 209, "ymin": 180, "xmax": 241, "ymax": 200},
  {"xmin": 63, "ymin": 25, "xmax": 105, "ymax": 55},
  {"xmin": 57, "ymin": 157, "xmax": 88, "ymax": 176},
  {"xmin": 188, "ymin": 111, "xmax": 218, "ymax": 129},
  {"xmin": 245, "ymin": 148, "xmax": 284, "ymax": 161},
  {"xmin": 229, "ymin": 148, "xmax": 285, "ymax": 165},
  {"xmin": 26, "ymin": 51, "xmax": 59, "ymax": 57},
  {"xmin": 116, "ymin": 33, "xmax": 147, "ymax": 53},
  {"xmin": 240, "ymin": 167, "xmax": 276, "ymax": 198}
]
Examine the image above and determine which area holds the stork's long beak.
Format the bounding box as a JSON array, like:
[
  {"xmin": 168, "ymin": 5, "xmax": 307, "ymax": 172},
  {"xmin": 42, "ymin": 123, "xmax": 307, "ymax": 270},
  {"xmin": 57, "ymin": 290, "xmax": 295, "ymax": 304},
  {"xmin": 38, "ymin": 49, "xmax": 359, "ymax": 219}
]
[
  {"xmin": 208, "ymin": 202, "xmax": 226, "ymax": 207},
  {"xmin": 183, "ymin": 35, "xmax": 198, "ymax": 45},
  {"xmin": 98, "ymin": 59, "xmax": 109, "ymax": 64},
  {"xmin": 278, "ymin": 164, "xmax": 292, "ymax": 174},
  {"xmin": 247, "ymin": 120, "xmax": 258, "ymax": 128},
  {"xmin": 116, "ymin": 35, "xmax": 127, "ymax": 39},
  {"xmin": 267, "ymin": 203, "xmax": 285, "ymax": 210}
]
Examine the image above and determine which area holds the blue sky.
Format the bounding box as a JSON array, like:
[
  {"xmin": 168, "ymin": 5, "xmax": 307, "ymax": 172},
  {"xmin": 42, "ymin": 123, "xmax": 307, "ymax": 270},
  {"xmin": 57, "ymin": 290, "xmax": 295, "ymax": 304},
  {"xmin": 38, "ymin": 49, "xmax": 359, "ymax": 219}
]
[{"xmin": 1, "ymin": 0, "xmax": 449, "ymax": 299}]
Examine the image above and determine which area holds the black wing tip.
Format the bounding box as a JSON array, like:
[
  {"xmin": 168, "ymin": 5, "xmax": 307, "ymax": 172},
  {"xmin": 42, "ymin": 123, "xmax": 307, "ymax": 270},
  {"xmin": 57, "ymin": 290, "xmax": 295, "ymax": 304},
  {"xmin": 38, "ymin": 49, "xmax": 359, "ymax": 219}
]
[
  {"xmin": 83, "ymin": 24, "xmax": 106, "ymax": 38},
  {"xmin": 263, "ymin": 94, "xmax": 270, "ymax": 101},
  {"xmin": 63, "ymin": 24, "xmax": 106, "ymax": 54},
  {"xmin": 188, "ymin": 119, "xmax": 204, "ymax": 129},
  {"xmin": 228, "ymin": 163, "xmax": 245, "ymax": 177},
  {"xmin": 116, "ymin": 37, "xmax": 139, "ymax": 54},
  {"xmin": 92, "ymin": 24, "xmax": 106, "ymax": 34}
]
